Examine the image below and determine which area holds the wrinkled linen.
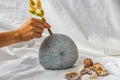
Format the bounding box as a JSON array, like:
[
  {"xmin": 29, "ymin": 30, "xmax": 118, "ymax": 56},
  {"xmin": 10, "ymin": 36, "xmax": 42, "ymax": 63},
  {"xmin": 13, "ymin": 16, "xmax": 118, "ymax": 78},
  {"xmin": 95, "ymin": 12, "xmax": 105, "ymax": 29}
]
[{"xmin": 0, "ymin": 0, "xmax": 120, "ymax": 80}]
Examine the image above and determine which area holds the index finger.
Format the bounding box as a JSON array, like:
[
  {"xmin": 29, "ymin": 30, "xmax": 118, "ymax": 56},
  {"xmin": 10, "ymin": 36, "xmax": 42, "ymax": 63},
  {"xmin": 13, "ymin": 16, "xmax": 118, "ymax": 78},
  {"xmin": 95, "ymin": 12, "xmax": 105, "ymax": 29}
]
[{"xmin": 30, "ymin": 18, "xmax": 51, "ymax": 28}]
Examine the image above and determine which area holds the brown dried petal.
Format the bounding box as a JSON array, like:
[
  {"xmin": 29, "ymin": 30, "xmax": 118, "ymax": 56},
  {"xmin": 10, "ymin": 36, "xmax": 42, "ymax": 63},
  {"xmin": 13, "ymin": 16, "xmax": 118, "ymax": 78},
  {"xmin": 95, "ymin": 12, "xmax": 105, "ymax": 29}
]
[{"xmin": 84, "ymin": 58, "xmax": 93, "ymax": 68}]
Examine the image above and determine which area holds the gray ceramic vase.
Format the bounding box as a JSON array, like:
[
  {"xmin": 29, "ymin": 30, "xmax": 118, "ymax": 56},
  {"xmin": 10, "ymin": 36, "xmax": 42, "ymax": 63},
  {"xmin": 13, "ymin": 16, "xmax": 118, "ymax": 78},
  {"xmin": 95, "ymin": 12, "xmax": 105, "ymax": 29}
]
[{"xmin": 39, "ymin": 34, "xmax": 78, "ymax": 70}]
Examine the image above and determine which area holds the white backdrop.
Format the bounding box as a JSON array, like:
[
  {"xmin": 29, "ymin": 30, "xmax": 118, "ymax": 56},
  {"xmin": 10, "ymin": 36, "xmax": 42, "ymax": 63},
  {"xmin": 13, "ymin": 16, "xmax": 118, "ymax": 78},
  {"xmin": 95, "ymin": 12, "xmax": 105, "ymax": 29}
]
[
  {"xmin": 0, "ymin": 0, "xmax": 120, "ymax": 80},
  {"xmin": 0, "ymin": 0, "xmax": 120, "ymax": 55}
]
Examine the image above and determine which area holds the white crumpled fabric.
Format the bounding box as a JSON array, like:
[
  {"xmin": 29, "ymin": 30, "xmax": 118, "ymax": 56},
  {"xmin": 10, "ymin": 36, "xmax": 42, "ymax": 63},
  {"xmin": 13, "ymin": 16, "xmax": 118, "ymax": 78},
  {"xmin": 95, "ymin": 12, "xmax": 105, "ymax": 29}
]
[{"xmin": 0, "ymin": 0, "xmax": 120, "ymax": 80}]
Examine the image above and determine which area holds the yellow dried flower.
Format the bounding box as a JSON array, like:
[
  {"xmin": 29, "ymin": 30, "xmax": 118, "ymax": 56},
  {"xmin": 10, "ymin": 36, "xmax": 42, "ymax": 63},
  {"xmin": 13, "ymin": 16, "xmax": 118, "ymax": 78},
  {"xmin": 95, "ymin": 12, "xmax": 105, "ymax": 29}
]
[
  {"xmin": 29, "ymin": 2, "xmax": 36, "ymax": 10},
  {"xmin": 30, "ymin": 0, "xmax": 35, "ymax": 6},
  {"xmin": 35, "ymin": 0, "xmax": 42, "ymax": 9},
  {"xmin": 41, "ymin": 17, "xmax": 46, "ymax": 22},
  {"xmin": 40, "ymin": 9, "xmax": 44, "ymax": 16},
  {"xmin": 35, "ymin": 12, "xmax": 42, "ymax": 17},
  {"xmin": 28, "ymin": 9, "xmax": 36, "ymax": 14}
]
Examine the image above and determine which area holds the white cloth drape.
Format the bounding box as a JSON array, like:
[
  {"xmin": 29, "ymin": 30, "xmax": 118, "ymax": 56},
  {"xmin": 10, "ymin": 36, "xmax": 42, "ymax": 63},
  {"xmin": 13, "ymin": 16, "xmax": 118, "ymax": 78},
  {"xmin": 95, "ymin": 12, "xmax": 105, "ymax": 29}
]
[{"xmin": 0, "ymin": 0, "xmax": 120, "ymax": 80}]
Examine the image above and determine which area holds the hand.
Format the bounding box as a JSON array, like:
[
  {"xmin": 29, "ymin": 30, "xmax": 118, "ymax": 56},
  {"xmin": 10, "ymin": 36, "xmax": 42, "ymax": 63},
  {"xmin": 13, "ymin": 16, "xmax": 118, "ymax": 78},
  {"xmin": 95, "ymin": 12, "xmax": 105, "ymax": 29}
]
[{"xmin": 16, "ymin": 18, "xmax": 50, "ymax": 42}]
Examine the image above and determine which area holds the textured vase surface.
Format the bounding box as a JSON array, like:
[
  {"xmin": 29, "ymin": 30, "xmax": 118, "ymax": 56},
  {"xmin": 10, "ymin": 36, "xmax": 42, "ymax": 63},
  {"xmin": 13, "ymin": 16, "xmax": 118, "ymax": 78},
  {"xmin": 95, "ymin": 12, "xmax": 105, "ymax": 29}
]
[{"xmin": 39, "ymin": 34, "xmax": 78, "ymax": 70}]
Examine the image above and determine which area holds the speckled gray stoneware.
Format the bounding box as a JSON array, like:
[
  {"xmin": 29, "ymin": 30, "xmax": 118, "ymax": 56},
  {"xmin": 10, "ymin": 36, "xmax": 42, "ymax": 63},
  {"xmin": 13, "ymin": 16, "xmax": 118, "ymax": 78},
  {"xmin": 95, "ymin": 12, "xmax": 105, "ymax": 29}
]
[{"xmin": 39, "ymin": 34, "xmax": 78, "ymax": 70}]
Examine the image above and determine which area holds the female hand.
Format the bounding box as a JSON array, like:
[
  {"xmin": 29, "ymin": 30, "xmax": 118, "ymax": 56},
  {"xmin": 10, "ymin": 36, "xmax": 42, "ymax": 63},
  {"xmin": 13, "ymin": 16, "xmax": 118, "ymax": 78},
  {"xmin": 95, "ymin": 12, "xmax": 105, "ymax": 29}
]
[{"xmin": 17, "ymin": 18, "xmax": 50, "ymax": 42}]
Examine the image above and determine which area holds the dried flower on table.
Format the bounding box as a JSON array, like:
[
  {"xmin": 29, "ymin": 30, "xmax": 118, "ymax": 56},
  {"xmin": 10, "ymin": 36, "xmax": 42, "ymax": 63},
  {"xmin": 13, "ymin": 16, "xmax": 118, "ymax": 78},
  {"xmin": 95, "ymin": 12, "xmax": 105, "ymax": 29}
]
[
  {"xmin": 81, "ymin": 58, "xmax": 94, "ymax": 75},
  {"xmin": 64, "ymin": 58, "xmax": 109, "ymax": 80},
  {"xmin": 64, "ymin": 72, "xmax": 81, "ymax": 80},
  {"xmin": 83, "ymin": 58, "xmax": 93, "ymax": 68},
  {"xmin": 64, "ymin": 65, "xmax": 84, "ymax": 80},
  {"xmin": 89, "ymin": 71, "xmax": 98, "ymax": 79},
  {"xmin": 92, "ymin": 63, "xmax": 109, "ymax": 76}
]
